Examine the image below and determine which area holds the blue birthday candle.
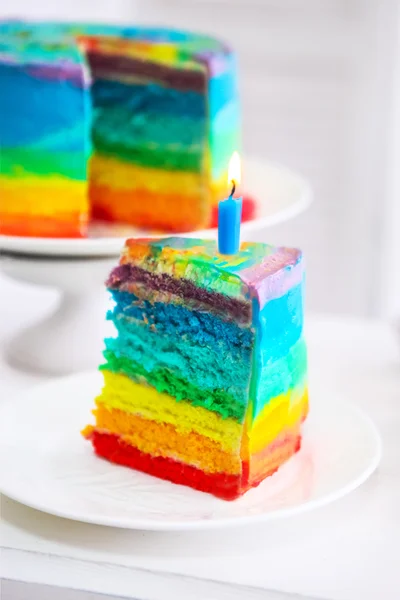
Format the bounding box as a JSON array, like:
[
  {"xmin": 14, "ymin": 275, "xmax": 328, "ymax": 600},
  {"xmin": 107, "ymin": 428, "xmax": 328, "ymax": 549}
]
[{"xmin": 218, "ymin": 152, "xmax": 242, "ymax": 255}]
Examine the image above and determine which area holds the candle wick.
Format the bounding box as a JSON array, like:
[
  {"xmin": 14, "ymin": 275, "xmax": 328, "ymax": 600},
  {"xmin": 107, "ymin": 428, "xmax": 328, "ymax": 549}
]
[{"xmin": 230, "ymin": 180, "xmax": 236, "ymax": 197}]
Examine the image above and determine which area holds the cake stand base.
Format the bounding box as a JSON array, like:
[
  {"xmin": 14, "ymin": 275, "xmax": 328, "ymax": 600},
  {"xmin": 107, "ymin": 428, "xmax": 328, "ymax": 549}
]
[{"xmin": 1, "ymin": 255, "xmax": 115, "ymax": 375}]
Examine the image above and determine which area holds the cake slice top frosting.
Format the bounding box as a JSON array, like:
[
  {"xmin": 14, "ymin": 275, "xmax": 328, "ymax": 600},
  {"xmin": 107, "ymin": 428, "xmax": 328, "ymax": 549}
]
[{"xmin": 116, "ymin": 237, "xmax": 303, "ymax": 307}]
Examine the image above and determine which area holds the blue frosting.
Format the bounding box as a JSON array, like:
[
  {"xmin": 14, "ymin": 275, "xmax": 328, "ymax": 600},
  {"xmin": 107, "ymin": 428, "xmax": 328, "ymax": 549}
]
[
  {"xmin": 209, "ymin": 62, "xmax": 239, "ymax": 116},
  {"xmin": 255, "ymin": 337, "xmax": 307, "ymax": 415},
  {"xmin": 246, "ymin": 281, "xmax": 306, "ymax": 419},
  {"xmin": 258, "ymin": 283, "xmax": 304, "ymax": 364},
  {"xmin": 0, "ymin": 63, "xmax": 86, "ymax": 148}
]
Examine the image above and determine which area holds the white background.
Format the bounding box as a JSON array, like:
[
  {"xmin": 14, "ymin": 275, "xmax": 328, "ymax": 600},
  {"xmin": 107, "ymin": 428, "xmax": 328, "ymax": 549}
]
[{"xmin": 0, "ymin": 4, "xmax": 399, "ymax": 599}]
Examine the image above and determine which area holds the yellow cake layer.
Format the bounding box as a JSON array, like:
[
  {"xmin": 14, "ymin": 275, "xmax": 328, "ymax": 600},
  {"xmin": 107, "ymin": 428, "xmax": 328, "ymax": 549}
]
[
  {"xmin": 89, "ymin": 154, "xmax": 205, "ymax": 193},
  {"xmin": 250, "ymin": 388, "xmax": 309, "ymax": 454},
  {"xmin": 98, "ymin": 371, "xmax": 243, "ymax": 453},
  {"xmin": 89, "ymin": 153, "xmax": 226, "ymax": 198},
  {"xmin": 0, "ymin": 176, "xmax": 88, "ymax": 214},
  {"xmin": 92, "ymin": 404, "xmax": 241, "ymax": 475},
  {"xmin": 250, "ymin": 428, "xmax": 302, "ymax": 481}
]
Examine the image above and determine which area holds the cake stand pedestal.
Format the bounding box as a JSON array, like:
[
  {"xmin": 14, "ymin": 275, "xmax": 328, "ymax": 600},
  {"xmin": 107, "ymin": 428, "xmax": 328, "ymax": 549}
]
[
  {"xmin": 0, "ymin": 159, "xmax": 312, "ymax": 375},
  {"xmin": 1, "ymin": 255, "xmax": 115, "ymax": 375}
]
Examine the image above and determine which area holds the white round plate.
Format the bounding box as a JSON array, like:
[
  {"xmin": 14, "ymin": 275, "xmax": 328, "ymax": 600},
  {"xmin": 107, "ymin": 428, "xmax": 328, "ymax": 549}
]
[
  {"xmin": 0, "ymin": 159, "xmax": 312, "ymax": 257},
  {"xmin": 0, "ymin": 372, "xmax": 381, "ymax": 531}
]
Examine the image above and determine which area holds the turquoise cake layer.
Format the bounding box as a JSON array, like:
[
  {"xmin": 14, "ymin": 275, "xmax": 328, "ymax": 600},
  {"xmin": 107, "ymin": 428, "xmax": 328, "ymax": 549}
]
[{"xmin": 91, "ymin": 79, "xmax": 207, "ymax": 118}]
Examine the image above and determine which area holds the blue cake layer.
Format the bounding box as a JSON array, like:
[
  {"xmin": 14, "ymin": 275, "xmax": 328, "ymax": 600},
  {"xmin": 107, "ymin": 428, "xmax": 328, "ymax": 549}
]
[
  {"xmin": 106, "ymin": 302, "xmax": 253, "ymax": 404},
  {"xmin": 109, "ymin": 289, "xmax": 253, "ymax": 351}
]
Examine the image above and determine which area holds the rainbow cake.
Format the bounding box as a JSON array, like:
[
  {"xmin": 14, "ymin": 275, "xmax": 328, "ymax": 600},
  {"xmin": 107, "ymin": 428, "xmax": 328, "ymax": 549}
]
[
  {"xmin": 0, "ymin": 21, "xmax": 240, "ymax": 237},
  {"xmin": 83, "ymin": 237, "xmax": 309, "ymax": 500}
]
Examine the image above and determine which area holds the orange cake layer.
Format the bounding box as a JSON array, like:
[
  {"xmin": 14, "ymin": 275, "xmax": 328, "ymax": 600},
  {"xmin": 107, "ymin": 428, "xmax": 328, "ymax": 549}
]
[
  {"xmin": 92, "ymin": 403, "xmax": 241, "ymax": 475},
  {"xmin": 90, "ymin": 184, "xmax": 209, "ymax": 232},
  {"xmin": 0, "ymin": 212, "xmax": 87, "ymax": 237},
  {"xmin": 0, "ymin": 176, "xmax": 88, "ymax": 237}
]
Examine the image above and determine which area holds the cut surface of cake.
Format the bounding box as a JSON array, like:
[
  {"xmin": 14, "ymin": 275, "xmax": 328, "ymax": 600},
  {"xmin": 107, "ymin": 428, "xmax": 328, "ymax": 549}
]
[
  {"xmin": 83, "ymin": 237, "xmax": 308, "ymax": 500},
  {"xmin": 0, "ymin": 21, "xmax": 240, "ymax": 237}
]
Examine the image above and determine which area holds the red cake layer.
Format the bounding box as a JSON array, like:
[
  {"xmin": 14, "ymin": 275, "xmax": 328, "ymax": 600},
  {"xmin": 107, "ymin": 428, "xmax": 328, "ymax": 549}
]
[
  {"xmin": 89, "ymin": 427, "xmax": 303, "ymax": 500},
  {"xmin": 91, "ymin": 430, "xmax": 243, "ymax": 500}
]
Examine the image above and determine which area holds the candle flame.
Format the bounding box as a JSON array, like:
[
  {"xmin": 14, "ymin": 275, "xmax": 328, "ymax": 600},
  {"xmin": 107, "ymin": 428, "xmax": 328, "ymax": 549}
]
[{"xmin": 228, "ymin": 151, "xmax": 241, "ymax": 191}]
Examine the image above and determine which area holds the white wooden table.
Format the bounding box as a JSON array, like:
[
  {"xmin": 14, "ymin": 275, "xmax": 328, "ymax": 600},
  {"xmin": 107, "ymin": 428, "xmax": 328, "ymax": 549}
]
[{"xmin": 1, "ymin": 272, "xmax": 399, "ymax": 600}]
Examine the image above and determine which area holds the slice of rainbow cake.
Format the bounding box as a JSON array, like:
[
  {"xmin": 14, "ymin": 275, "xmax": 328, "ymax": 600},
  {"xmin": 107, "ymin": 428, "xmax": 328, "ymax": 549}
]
[{"xmin": 83, "ymin": 238, "xmax": 308, "ymax": 500}]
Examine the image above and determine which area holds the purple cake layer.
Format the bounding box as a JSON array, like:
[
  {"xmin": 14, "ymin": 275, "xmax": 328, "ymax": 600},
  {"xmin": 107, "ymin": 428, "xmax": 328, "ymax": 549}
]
[
  {"xmin": 107, "ymin": 264, "xmax": 251, "ymax": 323},
  {"xmin": 86, "ymin": 51, "xmax": 206, "ymax": 93}
]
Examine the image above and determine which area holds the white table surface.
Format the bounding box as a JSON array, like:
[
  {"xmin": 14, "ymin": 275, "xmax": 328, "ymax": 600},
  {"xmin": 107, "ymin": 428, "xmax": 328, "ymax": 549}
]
[{"xmin": 1, "ymin": 271, "xmax": 399, "ymax": 600}]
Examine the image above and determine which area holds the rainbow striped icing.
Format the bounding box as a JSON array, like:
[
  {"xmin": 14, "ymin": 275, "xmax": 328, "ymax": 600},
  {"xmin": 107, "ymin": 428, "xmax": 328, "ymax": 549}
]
[
  {"xmin": 83, "ymin": 237, "xmax": 309, "ymax": 500},
  {"xmin": 0, "ymin": 21, "xmax": 240, "ymax": 237}
]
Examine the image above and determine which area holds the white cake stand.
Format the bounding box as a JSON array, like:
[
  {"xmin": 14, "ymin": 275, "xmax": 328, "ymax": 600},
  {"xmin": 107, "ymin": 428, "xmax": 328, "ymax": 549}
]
[{"xmin": 0, "ymin": 158, "xmax": 312, "ymax": 375}]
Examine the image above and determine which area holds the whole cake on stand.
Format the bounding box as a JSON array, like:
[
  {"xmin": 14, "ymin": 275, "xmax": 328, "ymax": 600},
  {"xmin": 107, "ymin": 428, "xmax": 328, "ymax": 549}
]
[{"xmin": 0, "ymin": 20, "xmax": 241, "ymax": 236}]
